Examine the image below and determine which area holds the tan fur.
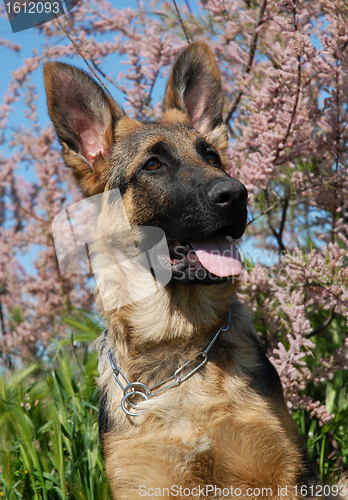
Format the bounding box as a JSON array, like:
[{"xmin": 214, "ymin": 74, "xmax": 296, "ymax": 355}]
[
  {"xmin": 95, "ymin": 294, "xmax": 306, "ymax": 500},
  {"xmin": 44, "ymin": 42, "xmax": 330, "ymax": 500}
]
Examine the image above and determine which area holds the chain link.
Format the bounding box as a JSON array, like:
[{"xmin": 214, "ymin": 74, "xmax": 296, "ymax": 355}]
[{"xmin": 104, "ymin": 309, "xmax": 231, "ymax": 417}]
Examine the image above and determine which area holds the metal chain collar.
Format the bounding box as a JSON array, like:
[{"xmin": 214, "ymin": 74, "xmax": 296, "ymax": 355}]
[{"xmin": 104, "ymin": 310, "xmax": 231, "ymax": 417}]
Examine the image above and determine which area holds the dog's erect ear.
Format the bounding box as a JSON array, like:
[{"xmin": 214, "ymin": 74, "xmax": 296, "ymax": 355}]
[
  {"xmin": 164, "ymin": 42, "xmax": 227, "ymax": 151},
  {"xmin": 43, "ymin": 63, "xmax": 125, "ymax": 196}
]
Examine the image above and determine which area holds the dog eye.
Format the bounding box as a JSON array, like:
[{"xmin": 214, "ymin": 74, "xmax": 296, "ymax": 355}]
[
  {"xmin": 144, "ymin": 159, "xmax": 161, "ymax": 171},
  {"xmin": 206, "ymin": 152, "xmax": 219, "ymax": 165}
]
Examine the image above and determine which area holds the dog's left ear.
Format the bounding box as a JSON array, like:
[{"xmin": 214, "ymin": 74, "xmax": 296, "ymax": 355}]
[
  {"xmin": 43, "ymin": 62, "xmax": 125, "ymax": 197},
  {"xmin": 164, "ymin": 41, "xmax": 227, "ymax": 152}
]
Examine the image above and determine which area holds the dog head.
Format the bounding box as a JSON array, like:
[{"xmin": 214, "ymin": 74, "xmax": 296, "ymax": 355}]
[{"xmin": 44, "ymin": 42, "xmax": 247, "ymax": 289}]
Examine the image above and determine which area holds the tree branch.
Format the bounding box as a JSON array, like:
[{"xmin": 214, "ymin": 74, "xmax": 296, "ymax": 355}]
[
  {"xmin": 248, "ymin": 182, "xmax": 323, "ymax": 226},
  {"xmin": 306, "ymin": 309, "xmax": 337, "ymax": 338},
  {"xmin": 0, "ymin": 297, "xmax": 6, "ymax": 338},
  {"xmin": 278, "ymin": 197, "xmax": 289, "ymax": 241},
  {"xmin": 273, "ymin": 3, "xmax": 302, "ymax": 163},
  {"xmin": 258, "ymin": 3, "xmax": 301, "ymax": 250},
  {"xmin": 224, "ymin": 0, "xmax": 267, "ymax": 124},
  {"xmin": 54, "ymin": 14, "xmax": 115, "ymax": 100},
  {"xmin": 89, "ymin": 60, "xmax": 126, "ymax": 96},
  {"xmin": 262, "ymin": 187, "xmax": 288, "ymax": 253},
  {"xmin": 171, "ymin": 0, "xmax": 191, "ymax": 44}
]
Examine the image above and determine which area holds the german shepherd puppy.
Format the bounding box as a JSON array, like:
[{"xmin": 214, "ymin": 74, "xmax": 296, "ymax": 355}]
[{"xmin": 44, "ymin": 42, "xmax": 325, "ymax": 499}]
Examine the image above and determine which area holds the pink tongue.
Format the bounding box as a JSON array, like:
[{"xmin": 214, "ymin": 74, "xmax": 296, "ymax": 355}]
[{"xmin": 190, "ymin": 232, "xmax": 242, "ymax": 277}]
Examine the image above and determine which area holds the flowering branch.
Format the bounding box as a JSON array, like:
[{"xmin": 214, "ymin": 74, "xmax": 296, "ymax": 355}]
[
  {"xmin": 223, "ymin": 0, "xmax": 267, "ymax": 127},
  {"xmin": 53, "ymin": 14, "xmax": 113, "ymax": 98}
]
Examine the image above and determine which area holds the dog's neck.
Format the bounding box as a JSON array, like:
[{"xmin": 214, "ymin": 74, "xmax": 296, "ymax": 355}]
[
  {"xmin": 97, "ymin": 280, "xmax": 239, "ymax": 350},
  {"xmin": 96, "ymin": 283, "xmax": 241, "ymax": 414},
  {"xmin": 95, "ymin": 284, "xmax": 257, "ymax": 422},
  {"xmin": 93, "ymin": 250, "xmax": 241, "ymax": 392}
]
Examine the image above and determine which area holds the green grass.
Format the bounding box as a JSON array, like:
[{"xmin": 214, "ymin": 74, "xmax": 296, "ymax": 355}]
[
  {"xmin": 293, "ymin": 314, "xmax": 348, "ymax": 481},
  {"xmin": 293, "ymin": 367, "xmax": 348, "ymax": 481},
  {"xmin": 0, "ymin": 313, "xmax": 347, "ymax": 498},
  {"xmin": 0, "ymin": 314, "xmax": 111, "ymax": 500}
]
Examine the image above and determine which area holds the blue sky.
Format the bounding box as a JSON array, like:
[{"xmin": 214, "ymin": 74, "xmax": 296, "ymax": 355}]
[{"xmin": 0, "ymin": 0, "xmax": 141, "ymax": 149}]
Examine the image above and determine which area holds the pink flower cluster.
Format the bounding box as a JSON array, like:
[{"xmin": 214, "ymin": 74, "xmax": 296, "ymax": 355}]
[{"xmin": 0, "ymin": 0, "xmax": 347, "ymax": 431}]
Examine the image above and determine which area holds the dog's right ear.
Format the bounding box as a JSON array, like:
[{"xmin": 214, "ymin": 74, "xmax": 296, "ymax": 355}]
[
  {"xmin": 43, "ymin": 63, "xmax": 125, "ymax": 197},
  {"xmin": 164, "ymin": 42, "xmax": 228, "ymax": 154}
]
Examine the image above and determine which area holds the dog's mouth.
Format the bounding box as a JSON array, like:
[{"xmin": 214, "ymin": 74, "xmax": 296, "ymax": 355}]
[{"xmin": 158, "ymin": 226, "xmax": 242, "ymax": 283}]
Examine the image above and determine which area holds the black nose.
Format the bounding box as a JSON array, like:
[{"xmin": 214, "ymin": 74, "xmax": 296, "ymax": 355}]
[{"xmin": 207, "ymin": 177, "xmax": 248, "ymax": 210}]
